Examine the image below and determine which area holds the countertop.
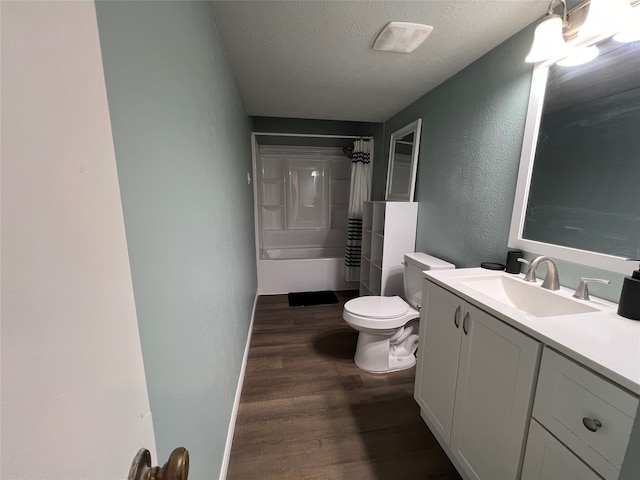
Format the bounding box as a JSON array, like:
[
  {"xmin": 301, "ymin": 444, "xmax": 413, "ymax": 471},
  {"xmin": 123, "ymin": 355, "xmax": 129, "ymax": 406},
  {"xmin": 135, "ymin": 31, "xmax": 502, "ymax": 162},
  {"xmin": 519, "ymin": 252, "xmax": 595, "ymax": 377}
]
[{"xmin": 423, "ymin": 268, "xmax": 640, "ymax": 396}]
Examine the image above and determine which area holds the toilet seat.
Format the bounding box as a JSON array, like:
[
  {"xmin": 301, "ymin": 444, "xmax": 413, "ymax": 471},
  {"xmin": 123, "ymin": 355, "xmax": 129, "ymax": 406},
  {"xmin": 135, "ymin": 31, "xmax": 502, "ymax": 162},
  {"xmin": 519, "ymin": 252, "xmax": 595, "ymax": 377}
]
[
  {"xmin": 343, "ymin": 296, "xmax": 419, "ymax": 331},
  {"xmin": 345, "ymin": 296, "xmax": 409, "ymax": 318}
]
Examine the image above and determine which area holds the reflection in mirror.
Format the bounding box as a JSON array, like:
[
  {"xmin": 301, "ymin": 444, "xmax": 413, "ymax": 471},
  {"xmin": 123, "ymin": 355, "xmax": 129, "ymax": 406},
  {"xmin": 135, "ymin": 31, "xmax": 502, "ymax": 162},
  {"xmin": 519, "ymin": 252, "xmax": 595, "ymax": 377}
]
[
  {"xmin": 509, "ymin": 37, "xmax": 640, "ymax": 274},
  {"xmin": 386, "ymin": 119, "xmax": 422, "ymax": 201}
]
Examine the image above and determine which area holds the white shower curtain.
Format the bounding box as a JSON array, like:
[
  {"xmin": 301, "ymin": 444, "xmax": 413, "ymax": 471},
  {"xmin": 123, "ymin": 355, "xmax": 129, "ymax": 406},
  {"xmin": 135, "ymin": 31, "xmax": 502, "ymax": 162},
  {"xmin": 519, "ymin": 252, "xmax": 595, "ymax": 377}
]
[{"xmin": 345, "ymin": 139, "xmax": 372, "ymax": 282}]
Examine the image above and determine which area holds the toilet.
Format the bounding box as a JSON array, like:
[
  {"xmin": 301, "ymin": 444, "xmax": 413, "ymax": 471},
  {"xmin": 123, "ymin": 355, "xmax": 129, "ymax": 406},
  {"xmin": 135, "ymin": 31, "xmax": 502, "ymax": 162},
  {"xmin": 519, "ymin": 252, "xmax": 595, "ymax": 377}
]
[{"xmin": 343, "ymin": 252, "xmax": 454, "ymax": 373}]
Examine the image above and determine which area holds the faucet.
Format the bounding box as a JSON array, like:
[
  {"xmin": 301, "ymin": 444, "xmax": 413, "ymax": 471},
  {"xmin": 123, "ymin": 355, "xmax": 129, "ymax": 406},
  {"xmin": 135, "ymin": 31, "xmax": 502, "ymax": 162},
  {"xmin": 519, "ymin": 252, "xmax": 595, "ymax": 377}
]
[
  {"xmin": 573, "ymin": 277, "xmax": 610, "ymax": 300},
  {"xmin": 517, "ymin": 256, "xmax": 560, "ymax": 291}
]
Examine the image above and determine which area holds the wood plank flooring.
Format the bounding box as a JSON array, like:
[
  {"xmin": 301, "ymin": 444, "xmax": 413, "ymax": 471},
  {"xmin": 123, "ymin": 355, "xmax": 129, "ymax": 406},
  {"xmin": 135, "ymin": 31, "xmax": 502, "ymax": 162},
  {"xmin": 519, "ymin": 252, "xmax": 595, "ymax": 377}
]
[{"xmin": 227, "ymin": 291, "xmax": 461, "ymax": 480}]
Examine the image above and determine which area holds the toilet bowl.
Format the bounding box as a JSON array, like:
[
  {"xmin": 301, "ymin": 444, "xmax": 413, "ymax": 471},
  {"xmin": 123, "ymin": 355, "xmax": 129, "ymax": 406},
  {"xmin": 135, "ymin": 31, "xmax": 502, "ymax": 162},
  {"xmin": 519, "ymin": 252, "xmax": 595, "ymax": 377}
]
[{"xmin": 343, "ymin": 253, "xmax": 454, "ymax": 373}]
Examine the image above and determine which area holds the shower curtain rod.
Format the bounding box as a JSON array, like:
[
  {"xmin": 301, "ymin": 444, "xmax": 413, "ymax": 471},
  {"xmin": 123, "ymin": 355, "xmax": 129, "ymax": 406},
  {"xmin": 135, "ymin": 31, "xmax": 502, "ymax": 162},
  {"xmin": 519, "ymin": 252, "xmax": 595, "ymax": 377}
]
[{"xmin": 252, "ymin": 132, "xmax": 374, "ymax": 140}]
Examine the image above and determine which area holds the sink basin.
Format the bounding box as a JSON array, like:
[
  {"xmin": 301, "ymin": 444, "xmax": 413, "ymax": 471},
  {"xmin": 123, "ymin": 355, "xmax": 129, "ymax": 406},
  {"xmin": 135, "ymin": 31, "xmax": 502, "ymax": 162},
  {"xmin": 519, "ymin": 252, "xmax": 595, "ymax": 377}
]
[{"xmin": 457, "ymin": 275, "xmax": 599, "ymax": 318}]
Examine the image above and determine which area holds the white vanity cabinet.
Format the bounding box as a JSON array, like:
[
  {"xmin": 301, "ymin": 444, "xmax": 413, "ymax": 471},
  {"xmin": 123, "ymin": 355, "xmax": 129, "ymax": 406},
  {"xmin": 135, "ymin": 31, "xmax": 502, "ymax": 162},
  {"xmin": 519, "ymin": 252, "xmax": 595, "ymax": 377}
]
[
  {"xmin": 359, "ymin": 201, "xmax": 418, "ymax": 296},
  {"xmin": 521, "ymin": 347, "xmax": 640, "ymax": 480},
  {"xmin": 521, "ymin": 420, "xmax": 602, "ymax": 480},
  {"xmin": 415, "ymin": 280, "xmax": 541, "ymax": 480}
]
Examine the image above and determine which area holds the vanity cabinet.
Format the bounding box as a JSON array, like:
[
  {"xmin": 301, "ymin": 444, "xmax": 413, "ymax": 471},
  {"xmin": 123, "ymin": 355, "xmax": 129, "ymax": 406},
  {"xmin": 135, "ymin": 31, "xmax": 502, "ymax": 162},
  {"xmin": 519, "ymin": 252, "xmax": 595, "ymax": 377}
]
[
  {"xmin": 521, "ymin": 420, "xmax": 602, "ymax": 480},
  {"xmin": 521, "ymin": 347, "xmax": 640, "ymax": 480},
  {"xmin": 359, "ymin": 201, "xmax": 417, "ymax": 296},
  {"xmin": 415, "ymin": 280, "xmax": 541, "ymax": 480}
]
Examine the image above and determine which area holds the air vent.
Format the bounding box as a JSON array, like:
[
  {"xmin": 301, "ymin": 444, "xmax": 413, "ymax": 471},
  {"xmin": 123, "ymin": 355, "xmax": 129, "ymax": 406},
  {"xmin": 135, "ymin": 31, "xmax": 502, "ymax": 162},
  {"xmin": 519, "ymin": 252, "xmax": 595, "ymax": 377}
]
[{"xmin": 373, "ymin": 21, "xmax": 433, "ymax": 53}]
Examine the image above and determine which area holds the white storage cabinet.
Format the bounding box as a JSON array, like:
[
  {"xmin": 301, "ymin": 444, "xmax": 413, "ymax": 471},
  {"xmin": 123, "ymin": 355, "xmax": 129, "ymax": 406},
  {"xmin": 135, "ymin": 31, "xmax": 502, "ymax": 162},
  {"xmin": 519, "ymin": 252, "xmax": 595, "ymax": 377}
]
[{"xmin": 359, "ymin": 201, "xmax": 418, "ymax": 297}]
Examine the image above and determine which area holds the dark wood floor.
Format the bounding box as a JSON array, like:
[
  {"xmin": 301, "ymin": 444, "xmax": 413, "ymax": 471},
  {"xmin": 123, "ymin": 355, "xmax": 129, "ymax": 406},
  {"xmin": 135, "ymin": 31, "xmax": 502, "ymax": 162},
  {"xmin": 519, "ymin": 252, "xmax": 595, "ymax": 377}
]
[{"xmin": 227, "ymin": 291, "xmax": 461, "ymax": 480}]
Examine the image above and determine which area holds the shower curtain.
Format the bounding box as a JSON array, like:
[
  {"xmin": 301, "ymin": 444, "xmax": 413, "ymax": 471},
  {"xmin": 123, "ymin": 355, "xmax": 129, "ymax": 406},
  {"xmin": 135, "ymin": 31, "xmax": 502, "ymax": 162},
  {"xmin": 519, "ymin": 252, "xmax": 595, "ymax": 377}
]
[{"xmin": 344, "ymin": 139, "xmax": 372, "ymax": 282}]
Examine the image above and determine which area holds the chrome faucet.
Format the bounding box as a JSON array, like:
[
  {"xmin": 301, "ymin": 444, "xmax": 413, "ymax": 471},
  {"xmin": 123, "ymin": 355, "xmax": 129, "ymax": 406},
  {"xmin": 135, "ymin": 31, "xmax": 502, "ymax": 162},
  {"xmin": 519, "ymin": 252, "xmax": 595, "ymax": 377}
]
[{"xmin": 517, "ymin": 256, "xmax": 560, "ymax": 291}]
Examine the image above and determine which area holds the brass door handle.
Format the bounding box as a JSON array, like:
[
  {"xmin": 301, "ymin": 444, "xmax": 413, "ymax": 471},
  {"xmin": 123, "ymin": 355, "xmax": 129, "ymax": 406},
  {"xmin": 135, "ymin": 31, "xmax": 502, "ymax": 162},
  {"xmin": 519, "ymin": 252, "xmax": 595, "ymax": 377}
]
[{"xmin": 129, "ymin": 447, "xmax": 189, "ymax": 480}]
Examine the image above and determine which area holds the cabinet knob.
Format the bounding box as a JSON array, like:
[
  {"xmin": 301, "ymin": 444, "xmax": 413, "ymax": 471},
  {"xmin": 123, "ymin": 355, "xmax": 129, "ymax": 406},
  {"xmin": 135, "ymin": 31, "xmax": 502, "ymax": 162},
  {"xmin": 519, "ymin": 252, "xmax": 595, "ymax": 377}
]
[
  {"xmin": 582, "ymin": 417, "xmax": 602, "ymax": 432},
  {"xmin": 462, "ymin": 312, "xmax": 470, "ymax": 335},
  {"xmin": 454, "ymin": 306, "xmax": 461, "ymax": 328}
]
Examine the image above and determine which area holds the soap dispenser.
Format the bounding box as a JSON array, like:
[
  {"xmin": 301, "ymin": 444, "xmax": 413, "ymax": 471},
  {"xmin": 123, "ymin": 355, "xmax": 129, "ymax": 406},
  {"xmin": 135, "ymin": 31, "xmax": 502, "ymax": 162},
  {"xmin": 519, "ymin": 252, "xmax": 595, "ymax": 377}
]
[{"xmin": 618, "ymin": 262, "xmax": 640, "ymax": 321}]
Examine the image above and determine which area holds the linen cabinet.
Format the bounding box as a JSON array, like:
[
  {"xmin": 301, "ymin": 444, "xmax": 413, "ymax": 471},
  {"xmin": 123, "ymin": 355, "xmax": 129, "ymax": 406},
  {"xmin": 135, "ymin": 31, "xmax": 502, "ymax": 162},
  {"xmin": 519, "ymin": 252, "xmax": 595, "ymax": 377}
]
[{"xmin": 359, "ymin": 201, "xmax": 418, "ymax": 297}]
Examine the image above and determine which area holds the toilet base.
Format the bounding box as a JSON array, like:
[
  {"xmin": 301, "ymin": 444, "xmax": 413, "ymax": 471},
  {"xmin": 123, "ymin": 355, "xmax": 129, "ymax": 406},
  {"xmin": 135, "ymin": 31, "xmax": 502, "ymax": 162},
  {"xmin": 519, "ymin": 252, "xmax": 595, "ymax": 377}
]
[{"xmin": 354, "ymin": 331, "xmax": 417, "ymax": 374}]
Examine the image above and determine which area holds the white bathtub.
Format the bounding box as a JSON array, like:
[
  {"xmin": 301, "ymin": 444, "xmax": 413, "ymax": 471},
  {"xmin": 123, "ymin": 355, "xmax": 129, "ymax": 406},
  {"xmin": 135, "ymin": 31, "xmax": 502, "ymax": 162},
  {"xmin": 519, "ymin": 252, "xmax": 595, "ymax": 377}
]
[{"xmin": 257, "ymin": 247, "xmax": 359, "ymax": 295}]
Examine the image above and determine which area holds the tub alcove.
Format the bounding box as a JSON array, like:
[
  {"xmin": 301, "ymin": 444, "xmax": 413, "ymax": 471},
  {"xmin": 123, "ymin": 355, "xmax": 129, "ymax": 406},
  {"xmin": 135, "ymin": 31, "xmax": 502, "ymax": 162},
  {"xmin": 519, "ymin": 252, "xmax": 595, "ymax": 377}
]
[{"xmin": 252, "ymin": 133, "xmax": 373, "ymax": 295}]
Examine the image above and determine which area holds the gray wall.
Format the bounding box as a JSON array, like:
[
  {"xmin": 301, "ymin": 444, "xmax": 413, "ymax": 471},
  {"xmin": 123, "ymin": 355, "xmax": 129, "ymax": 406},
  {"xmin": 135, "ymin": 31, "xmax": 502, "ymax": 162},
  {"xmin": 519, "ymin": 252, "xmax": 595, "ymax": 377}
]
[
  {"xmin": 95, "ymin": 2, "xmax": 256, "ymax": 477},
  {"xmin": 382, "ymin": 25, "xmax": 624, "ymax": 302}
]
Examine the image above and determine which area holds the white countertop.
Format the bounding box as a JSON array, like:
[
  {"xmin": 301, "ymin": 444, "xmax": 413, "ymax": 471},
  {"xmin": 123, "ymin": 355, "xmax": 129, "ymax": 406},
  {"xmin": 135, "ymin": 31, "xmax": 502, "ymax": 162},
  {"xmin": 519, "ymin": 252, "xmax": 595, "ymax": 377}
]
[{"xmin": 423, "ymin": 268, "xmax": 640, "ymax": 396}]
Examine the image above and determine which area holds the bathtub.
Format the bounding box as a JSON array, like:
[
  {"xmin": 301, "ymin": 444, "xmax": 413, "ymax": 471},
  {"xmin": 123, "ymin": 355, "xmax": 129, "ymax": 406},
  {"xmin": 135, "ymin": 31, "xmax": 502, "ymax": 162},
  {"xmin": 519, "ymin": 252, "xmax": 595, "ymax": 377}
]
[{"xmin": 257, "ymin": 247, "xmax": 359, "ymax": 295}]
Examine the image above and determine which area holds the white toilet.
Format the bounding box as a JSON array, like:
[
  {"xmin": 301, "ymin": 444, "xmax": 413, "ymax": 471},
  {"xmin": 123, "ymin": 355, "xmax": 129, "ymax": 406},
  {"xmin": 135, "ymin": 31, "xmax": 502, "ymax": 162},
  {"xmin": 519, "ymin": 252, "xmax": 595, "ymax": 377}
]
[{"xmin": 343, "ymin": 252, "xmax": 454, "ymax": 373}]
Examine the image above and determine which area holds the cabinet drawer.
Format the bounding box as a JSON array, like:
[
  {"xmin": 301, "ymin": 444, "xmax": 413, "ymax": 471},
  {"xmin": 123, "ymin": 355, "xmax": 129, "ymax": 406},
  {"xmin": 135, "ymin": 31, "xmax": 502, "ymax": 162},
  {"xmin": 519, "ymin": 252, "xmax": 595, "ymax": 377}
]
[
  {"xmin": 522, "ymin": 420, "xmax": 602, "ymax": 480},
  {"xmin": 532, "ymin": 348, "xmax": 638, "ymax": 480}
]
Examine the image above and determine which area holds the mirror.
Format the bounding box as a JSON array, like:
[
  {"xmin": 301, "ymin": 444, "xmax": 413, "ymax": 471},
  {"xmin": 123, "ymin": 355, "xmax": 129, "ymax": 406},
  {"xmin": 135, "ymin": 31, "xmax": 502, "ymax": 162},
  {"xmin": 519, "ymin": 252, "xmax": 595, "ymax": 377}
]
[
  {"xmin": 385, "ymin": 119, "xmax": 422, "ymax": 201},
  {"xmin": 509, "ymin": 37, "xmax": 640, "ymax": 274}
]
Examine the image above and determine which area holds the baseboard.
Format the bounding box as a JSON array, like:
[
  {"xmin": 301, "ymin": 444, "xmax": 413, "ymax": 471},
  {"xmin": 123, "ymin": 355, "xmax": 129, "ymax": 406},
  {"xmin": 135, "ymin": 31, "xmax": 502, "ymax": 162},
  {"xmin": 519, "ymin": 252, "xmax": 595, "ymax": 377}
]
[{"xmin": 218, "ymin": 290, "xmax": 258, "ymax": 480}]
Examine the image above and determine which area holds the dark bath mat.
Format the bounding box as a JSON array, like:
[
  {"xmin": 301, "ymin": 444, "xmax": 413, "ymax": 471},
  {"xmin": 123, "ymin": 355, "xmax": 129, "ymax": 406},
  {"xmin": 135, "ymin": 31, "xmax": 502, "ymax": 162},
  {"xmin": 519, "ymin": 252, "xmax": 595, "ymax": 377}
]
[{"xmin": 288, "ymin": 290, "xmax": 339, "ymax": 307}]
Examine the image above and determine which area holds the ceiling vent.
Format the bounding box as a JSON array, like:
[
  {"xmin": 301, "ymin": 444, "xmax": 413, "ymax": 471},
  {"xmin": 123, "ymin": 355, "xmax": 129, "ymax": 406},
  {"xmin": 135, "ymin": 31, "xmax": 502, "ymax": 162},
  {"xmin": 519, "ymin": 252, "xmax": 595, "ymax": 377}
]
[{"xmin": 373, "ymin": 21, "xmax": 433, "ymax": 53}]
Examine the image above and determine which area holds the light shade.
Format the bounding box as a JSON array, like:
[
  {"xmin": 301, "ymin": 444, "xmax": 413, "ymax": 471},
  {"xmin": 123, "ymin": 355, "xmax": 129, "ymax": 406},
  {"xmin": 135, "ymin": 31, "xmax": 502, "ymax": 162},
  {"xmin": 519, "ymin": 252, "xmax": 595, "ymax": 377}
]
[
  {"xmin": 525, "ymin": 15, "xmax": 570, "ymax": 63},
  {"xmin": 578, "ymin": 0, "xmax": 633, "ymax": 43},
  {"xmin": 373, "ymin": 22, "xmax": 433, "ymax": 53},
  {"xmin": 556, "ymin": 45, "xmax": 599, "ymax": 66},
  {"xmin": 614, "ymin": 5, "xmax": 640, "ymax": 43}
]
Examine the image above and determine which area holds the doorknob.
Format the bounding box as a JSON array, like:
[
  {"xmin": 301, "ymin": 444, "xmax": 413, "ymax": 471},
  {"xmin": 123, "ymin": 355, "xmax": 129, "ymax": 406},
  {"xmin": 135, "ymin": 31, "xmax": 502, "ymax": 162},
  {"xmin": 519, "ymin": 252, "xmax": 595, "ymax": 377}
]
[{"xmin": 129, "ymin": 447, "xmax": 189, "ymax": 480}]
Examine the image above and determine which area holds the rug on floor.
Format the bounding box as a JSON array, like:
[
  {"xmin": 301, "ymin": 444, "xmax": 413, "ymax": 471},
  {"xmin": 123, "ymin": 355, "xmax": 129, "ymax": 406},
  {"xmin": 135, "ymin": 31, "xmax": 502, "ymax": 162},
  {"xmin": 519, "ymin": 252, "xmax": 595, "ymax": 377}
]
[{"xmin": 288, "ymin": 290, "xmax": 339, "ymax": 307}]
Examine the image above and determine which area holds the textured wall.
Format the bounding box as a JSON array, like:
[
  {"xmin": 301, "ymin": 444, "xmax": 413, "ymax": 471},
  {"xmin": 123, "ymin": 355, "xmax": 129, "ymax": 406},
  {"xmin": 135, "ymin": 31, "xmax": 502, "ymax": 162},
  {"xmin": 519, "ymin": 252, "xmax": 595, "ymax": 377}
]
[
  {"xmin": 95, "ymin": 1, "xmax": 256, "ymax": 477},
  {"xmin": 381, "ymin": 25, "xmax": 625, "ymax": 302}
]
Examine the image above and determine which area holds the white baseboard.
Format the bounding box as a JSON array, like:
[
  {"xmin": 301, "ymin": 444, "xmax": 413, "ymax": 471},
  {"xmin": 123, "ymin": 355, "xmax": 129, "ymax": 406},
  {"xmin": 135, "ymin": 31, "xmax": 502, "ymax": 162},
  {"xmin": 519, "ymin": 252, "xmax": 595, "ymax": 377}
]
[{"xmin": 218, "ymin": 291, "xmax": 258, "ymax": 480}]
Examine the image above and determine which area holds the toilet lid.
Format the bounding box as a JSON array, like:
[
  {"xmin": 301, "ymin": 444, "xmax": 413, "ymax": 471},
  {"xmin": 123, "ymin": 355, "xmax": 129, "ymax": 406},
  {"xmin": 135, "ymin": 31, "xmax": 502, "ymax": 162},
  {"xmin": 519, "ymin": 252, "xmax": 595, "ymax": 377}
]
[{"xmin": 344, "ymin": 296, "xmax": 409, "ymax": 319}]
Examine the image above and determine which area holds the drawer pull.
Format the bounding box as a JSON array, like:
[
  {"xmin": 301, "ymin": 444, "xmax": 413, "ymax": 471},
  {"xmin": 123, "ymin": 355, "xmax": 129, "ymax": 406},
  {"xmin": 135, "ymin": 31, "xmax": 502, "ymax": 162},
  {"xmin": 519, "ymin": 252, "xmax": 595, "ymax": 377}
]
[
  {"xmin": 454, "ymin": 306, "xmax": 461, "ymax": 328},
  {"xmin": 462, "ymin": 312, "xmax": 470, "ymax": 335},
  {"xmin": 582, "ymin": 417, "xmax": 602, "ymax": 432}
]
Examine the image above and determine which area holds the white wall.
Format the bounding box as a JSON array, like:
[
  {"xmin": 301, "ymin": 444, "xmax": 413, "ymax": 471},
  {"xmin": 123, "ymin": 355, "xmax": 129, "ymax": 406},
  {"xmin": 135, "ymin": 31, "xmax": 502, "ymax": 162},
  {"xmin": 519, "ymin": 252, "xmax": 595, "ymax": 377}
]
[{"xmin": 1, "ymin": 2, "xmax": 156, "ymax": 478}]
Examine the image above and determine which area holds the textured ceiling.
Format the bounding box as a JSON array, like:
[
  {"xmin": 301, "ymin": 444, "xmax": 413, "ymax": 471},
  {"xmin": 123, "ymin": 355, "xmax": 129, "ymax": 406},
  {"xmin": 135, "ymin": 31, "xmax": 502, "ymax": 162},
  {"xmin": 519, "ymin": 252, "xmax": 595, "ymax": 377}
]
[{"xmin": 210, "ymin": 1, "xmax": 550, "ymax": 122}]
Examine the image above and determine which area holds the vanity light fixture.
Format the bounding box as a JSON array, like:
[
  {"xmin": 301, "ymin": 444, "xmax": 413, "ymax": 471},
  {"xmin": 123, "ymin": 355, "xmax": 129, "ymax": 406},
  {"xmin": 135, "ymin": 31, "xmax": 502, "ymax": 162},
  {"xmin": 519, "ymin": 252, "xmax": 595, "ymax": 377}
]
[
  {"xmin": 614, "ymin": 4, "xmax": 640, "ymax": 42},
  {"xmin": 372, "ymin": 22, "xmax": 433, "ymax": 53},
  {"xmin": 525, "ymin": 0, "xmax": 570, "ymax": 63},
  {"xmin": 556, "ymin": 44, "xmax": 599, "ymax": 66},
  {"xmin": 577, "ymin": 0, "xmax": 632, "ymax": 43},
  {"xmin": 526, "ymin": 0, "xmax": 635, "ymax": 64}
]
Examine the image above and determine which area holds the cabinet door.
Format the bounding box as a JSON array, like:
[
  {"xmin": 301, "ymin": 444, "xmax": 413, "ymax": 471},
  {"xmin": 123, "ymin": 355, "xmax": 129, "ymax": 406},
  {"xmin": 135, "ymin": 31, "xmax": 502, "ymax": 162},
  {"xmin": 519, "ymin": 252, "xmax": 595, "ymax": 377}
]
[
  {"xmin": 450, "ymin": 303, "xmax": 541, "ymax": 480},
  {"xmin": 521, "ymin": 420, "xmax": 602, "ymax": 480},
  {"xmin": 414, "ymin": 282, "xmax": 465, "ymax": 444}
]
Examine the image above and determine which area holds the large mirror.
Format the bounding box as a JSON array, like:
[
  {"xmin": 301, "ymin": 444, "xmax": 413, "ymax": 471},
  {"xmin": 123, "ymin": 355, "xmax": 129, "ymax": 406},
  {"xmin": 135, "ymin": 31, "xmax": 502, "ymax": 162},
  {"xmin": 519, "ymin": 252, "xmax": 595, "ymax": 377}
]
[
  {"xmin": 385, "ymin": 118, "xmax": 422, "ymax": 201},
  {"xmin": 509, "ymin": 36, "xmax": 640, "ymax": 274}
]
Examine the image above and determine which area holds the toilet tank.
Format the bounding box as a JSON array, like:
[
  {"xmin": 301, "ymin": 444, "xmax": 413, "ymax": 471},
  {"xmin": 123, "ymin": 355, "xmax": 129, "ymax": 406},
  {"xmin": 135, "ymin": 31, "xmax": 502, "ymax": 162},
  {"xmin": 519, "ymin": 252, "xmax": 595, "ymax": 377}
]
[{"xmin": 404, "ymin": 253, "xmax": 454, "ymax": 310}]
